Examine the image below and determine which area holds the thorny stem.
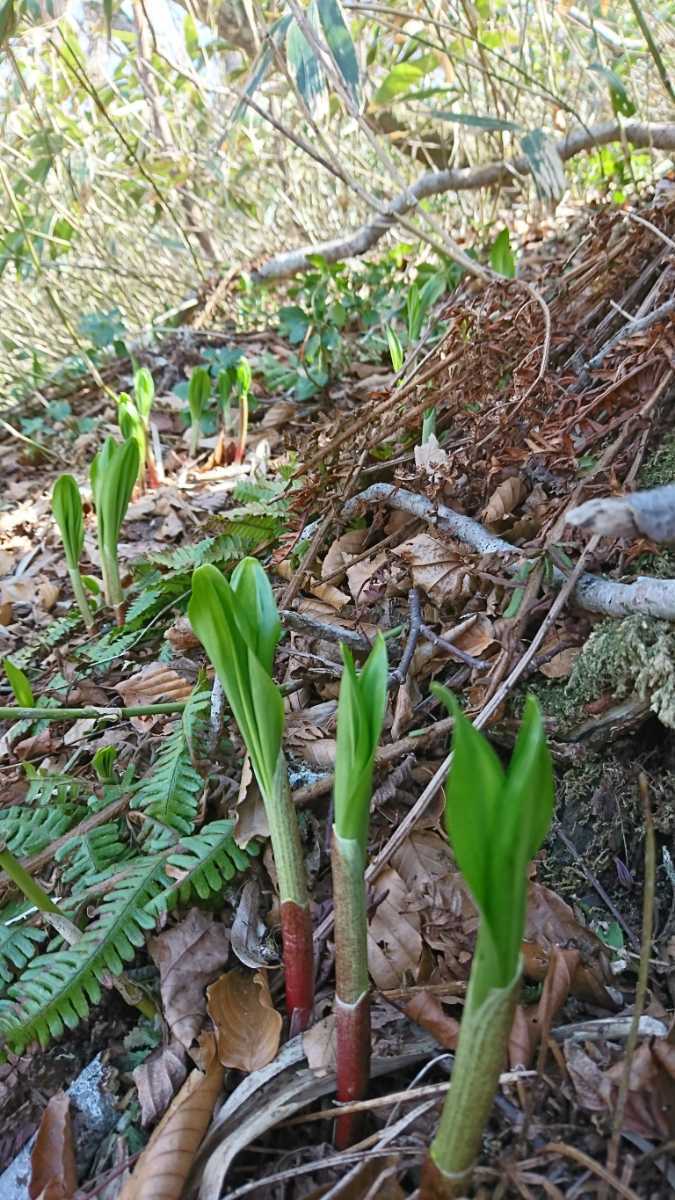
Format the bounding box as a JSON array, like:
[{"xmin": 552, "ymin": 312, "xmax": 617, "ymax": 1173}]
[
  {"xmin": 264, "ymin": 754, "xmax": 314, "ymax": 1031},
  {"xmin": 331, "ymin": 831, "xmax": 370, "ymax": 1148},
  {"xmin": 67, "ymin": 565, "xmax": 94, "ymax": 631}
]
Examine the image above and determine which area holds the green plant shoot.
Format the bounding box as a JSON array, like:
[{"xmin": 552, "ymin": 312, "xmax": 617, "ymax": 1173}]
[
  {"xmin": 133, "ymin": 367, "xmax": 155, "ymax": 425},
  {"xmin": 331, "ymin": 634, "xmax": 387, "ymax": 1147},
  {"xmin": 385, "ymin": 325, "xmax": 404, "ymax": 373},
  {"xmin": 188, "ymin": 558, "xmax": 314, "ymax": 1031},
  {"xmin": 235, "ymin": 356, "xmax": 252, "ymax": 463},
  {"xmin": 117, "ymin": 393, "xmax": 146, "ymax": 484},
  {"xmin": 421, "ymin": 689, "xmax": 554, "ymax": 1199},
  {"xmin": 51, "ymin": 474, "xmax": 94, "ymax": 629},
  {"xmin": 90, "ymin": 436, "xmax": 140, "ymax": 624},
  {"xmin": 188, "ymin": 366, "xmax": 211, "ymax": 455},
  {"xmin": 3, "ymin": 658, "xmax": 34, "ymax": 707}
]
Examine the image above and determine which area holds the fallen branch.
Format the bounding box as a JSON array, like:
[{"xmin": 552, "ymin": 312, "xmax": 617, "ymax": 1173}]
[
  {"xmin": 251, "ymin": 121, "xmax": 675, "ymax": 283},
  {"xmin": 342, "ymin": 484, "xmax": 675, "ymax": 620}
]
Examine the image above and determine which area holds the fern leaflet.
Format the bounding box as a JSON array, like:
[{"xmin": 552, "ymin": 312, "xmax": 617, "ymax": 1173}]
[
  {"xmin": 55, "ymin": 822, "xmax": 133, "ymax": 889},
  {"xmin": 0, "ymin": 903, "xmax": 47, "ymax": 987},
  {"xmin": 0, "ymin": 856, "xmax": 166, "ymax": 1053},
  {"xmin": 0, "ymin": 805, "xmax": 83, "ymax": 858},
  {"xmin": 131, "ymin": 685, "xmax": 209, "ymax": 838},
  {"xmin": 146, "ymin": 821, "xmax": 258, "ymax": 917}
]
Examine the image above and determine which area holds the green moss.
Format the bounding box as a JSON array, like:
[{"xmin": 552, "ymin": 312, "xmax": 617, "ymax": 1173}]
[
  {"xmin": 638, "ymin": 432, "xmax": 675, "ymax": 488},
  {"xmin": 565, "ymin": 615, "xmax": 675, "ymax": 728},
  {"xmin": 629, "ymin": 549, "xmax": 675, "ymax": 579}
]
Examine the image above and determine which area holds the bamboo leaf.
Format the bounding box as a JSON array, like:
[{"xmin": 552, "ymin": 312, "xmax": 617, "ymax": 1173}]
[
  {"xmin": 316, "ymin": 0, "xmax": 360, "ymax": 107},
  {"xmin": 286, "ymin": 6, "xmax": 327, "ymax": 115}
]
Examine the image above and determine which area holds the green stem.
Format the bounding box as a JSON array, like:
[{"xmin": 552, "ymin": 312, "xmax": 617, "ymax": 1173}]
[
  {"xmin": 421, "ymin": 928, "xmax": 520, "ymax": 1198},
  {"xmin": 101, "ymin": 546, "xmax": 125, "ymax": 624},
  {"xmin": 264, "ymin": 753, "xmax": 314, "ymax": 1030},
  {"xmin": 67, "ymin": 565, "xmax": 94, "ymax": 631},
  {"xmin": 0, "ymin": 702, "xmax": 188, "ymax": 721},
  {"xmin": 422, "ymin": 407, "xmax": 437, "ymax": 442},
  {"xmin": 0, "ymin": 843, "xmax": 62, "ymax": 913},
  {"xmin": 190, "ymin": 419, "xmax": 201, "ymax": 457},
  {"xmin": 331, "ymin": 830, "xmax": 370, "ymax": 1148},
  {"xmin": 236, "ymin": 391, "xmax": 249, "ymax": 463}
]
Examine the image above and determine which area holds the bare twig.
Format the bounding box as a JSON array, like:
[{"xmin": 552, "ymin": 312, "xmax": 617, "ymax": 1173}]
[
  {"xmin": 389, "ymin": 587, "xmax": 422, "ymax": 685},
  {"xmin": 420, "ymin": 622, "xmax": 489, "ymax": 670}
]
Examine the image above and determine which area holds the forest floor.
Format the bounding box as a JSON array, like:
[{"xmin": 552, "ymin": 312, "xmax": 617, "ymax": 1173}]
[{"xmin": 0, "ymin": 186, "xmax": 674, "ymax": 1198}]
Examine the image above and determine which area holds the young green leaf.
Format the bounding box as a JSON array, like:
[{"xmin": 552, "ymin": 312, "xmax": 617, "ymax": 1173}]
[
  {"xmin": 188, "ymin": 367, "xmax": 211, "ymax": 455},
  {"xmin": 52, "ymin": 475, "xmax": 85, "ymax": 571},
  {"xmin": 490, "ymin": 228, "xmax": 516, "ymax": 278},
  {"xmin": 117, "ymin": 394, "xmax": 146, "ymax": 480},
  {"xmin": 90, "ymin": 436, "xmax": 140, "ymax": 613},
  {"xmin": 334, "ymin": 634, "xmax": 387, "ymax": 851},
  {"xmin": 317, "ymin": 0, "xmax": 360, "ymax": 107},
  {"xmin": 385, "ymin": 325, "xmax": 404, "ymax": 373},
  {"xmin": 188, "ymin": 561, "xmax": 283, "ymax": 800},
  {"xmin": 3, "ymin": 658, "xmax": 34, "ymax": 707},
  {"xmin": 133, "ymin": 367, "xmax": 155, "ymax": 425}
]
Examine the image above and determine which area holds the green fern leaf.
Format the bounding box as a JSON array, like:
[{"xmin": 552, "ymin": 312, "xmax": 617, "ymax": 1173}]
[
  {"xmin": 0, "ymin": 857, "xmax": 165, "ymax": 1053},
  {"xmin": 0, "ymin": 903, "xmax": 47, "ymax": 988},
  {"xmin": 131, "ymin": 687, "xmax": 209, "ymax": 837},
  {"xmin": 0, "ymin": 804, "xmax": 83, "ymax": 858},
  {"xmin": 124, "ymin": 587, "xmax": 164, "ymax": 624},
  {"xmin": 149, "ymin": 538, "xmax": 216, "ymax": 571},
  {"xmin": 146, "ymin": 820, "xmax": 258, "ymax": 917},
  {"xmin": 55, "ymin": 822, "xmax": 133, "ymax": 889}
]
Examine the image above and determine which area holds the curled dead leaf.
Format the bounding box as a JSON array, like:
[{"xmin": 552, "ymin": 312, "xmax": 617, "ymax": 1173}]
[
  {"xmin": 29, "ymin": 1091, "xmax": 77, "ymax": 1200},
  {"xmin": 115, "ymin": 663, "xmax": 194, "ymax": 706},
  {"xmin": 119, "ymin": 1042, "xmax": 224, "ymax": 1200},
  {"xmin": 207, "ymin": 968, "xmax": 282, "ymax": 1073},
  {"xmin": 483, "ymin": 477, "xmax": 527, "ymax": 529},
  {"xmin": 392, "ymin": 533, "xmax": 475, "ymax": 607},
  {"xmin": 149, "ymin": 910, "xmax": 231, "ymax": 1050},
  {"xmin": 367, "ymin": 868, "xmax": 422, "ymax": 991}
]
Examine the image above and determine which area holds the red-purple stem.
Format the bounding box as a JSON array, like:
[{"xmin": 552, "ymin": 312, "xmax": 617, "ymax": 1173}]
[{"xmin": 280, "ymin": 899, "xmax": 314, "ymax": 1034}]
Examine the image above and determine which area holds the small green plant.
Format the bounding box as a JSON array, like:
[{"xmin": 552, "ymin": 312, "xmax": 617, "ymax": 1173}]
[
  {"xmin": 3, "ymin": 658, "xmax": 34, "ymax": 706},
  {"xmin": 188, "ymin": 558, "xmax": 314, "ymax": 1031},
  {"xmin": 51, "ymin": 474, "xmax": 94, "ymax": 629},
  {"xmin": 188, "ymin": 366, "xmax": 212, "ymax": 456},
  {"xmin": 116, "ymin": 367, "xmax": 157, "ymax": 487},
  {"xmin": 385, "ymin": 325, "xmax": 404, "ymax": 373},
  {"xmin": 90, "ymin": 436, "xmax": 140, "ymax": 625},
  {"xmin": 234, "ymin": 357, "xmax": 252, "ymax": 463},
  {"xmin": 331, "ymin": 634, "xmax": 387, "ymax": 1148},
  {"xmin": 420, "ymin": 690, "xmax": 554, "ymax": 1199}
]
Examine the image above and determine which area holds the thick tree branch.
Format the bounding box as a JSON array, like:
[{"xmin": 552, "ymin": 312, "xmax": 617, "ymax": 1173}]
[
  {"xmin": 251, "ymin": 121, "xmax": 675, "ymax": 283},
  {"xmin": 342, "ymin": 484, "xmax": 675, "ymax": 620}
]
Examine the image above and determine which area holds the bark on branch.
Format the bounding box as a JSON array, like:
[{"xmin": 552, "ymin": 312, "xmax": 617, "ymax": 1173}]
[
  {"xmin": 342, "ymin": 484, "xmax": 675, "ymax": 620},
  {"xmin": 251, "ymin": 121, "xmax": 675, "ymax": 283}
]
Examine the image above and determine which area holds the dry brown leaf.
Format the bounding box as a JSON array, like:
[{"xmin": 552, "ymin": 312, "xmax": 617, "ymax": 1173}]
[
  {"xmin": 115, "ymin": 663, "xmax": 194, "ymax": 707},
  {"xmin": 346, "ymin": 551, "xmax": 387, "ymax": 603},
  {"xmin": 298, "ymin": 737, "xmax": 337, "ymax": 768},
  {"xmin": 134, "ymin": 1040, "xmax": 189, "ymax": 1127},
  {"xmin": 564, "ymin": 1040, "xmax": 607, "ymax": 1112},
  {"xmin": 207, "ymin": 969, "xmax": 282, "ymax": 1072},
  {"xmin": 29, "ymin": 1091, "xmax": 77, "ymax": 1200},
  {"xmin": 402, "ymin": 991, "xmax": 459, "ymax": 1049},
  {"xmin": 14, "ymin": 728, "xmax": 60, "ymax": 760},
  {"xmin": 540, "ymin": 647, "xmax": 581, "ymax": 679},
  {"xmin": 309, "ymin": 581, "xmax": 351, "ymax": 610},
  {"xmin": 234, "ymin": 757, "xmax": 269, "ymax": 846},
  {"xmin": 0, "ymin": 549, "xmax": 15, "ymax": 575},
  {"xmin": 304, "ymin": 1155, "xmax": 405, "ymax": 1200},
  {"xmin": 149, "ymin": 910, "xmax": 231, "ymax": 1049},
  {"xmin": 261, "ymin": 400, "xmax": 297, "ymax": 429},
  {"xmin": 321, "ymin": 530, "xmax": 367, "ymax": 582},
  {"xmin": 303, "ymin": 1012, "xmax": 337, "ymax": 1075},
  {"xmin": 483, "ymin": 477, "xmax": 527, "ymax": 529},
  {"xmin": 392, "ymin": 533, "xmax": 474, "ymax": 607},
  {"xmin": 510, "ymin": 947, "xmax": 579, "ymax": 1067},
  {"xmin": 367, "ymin": 868, "xmax": 422, "ymax": 991},
  {"xmin": 119, "ymin": 1044, "xmax": 224, "ymax": 1200},
  {"xmin": 601, "ymin": 1039, "xmax": 675, "ymax": 1139},
  {"xmin": 164, "ymin": 616, "xmax": 200, "ymax": 653}
]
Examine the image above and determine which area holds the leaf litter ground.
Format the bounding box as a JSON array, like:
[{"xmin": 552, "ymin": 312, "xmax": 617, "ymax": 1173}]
[{"xmin": 0, "ymin": 189, "xmax": 674, "ymax": 1198}]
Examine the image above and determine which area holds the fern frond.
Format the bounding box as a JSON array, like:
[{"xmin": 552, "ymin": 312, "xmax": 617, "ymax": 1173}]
[
  {"xmin": 124, "ymin": 587, "xmax": 164, "ymax": 624},
  {"xmin": 55, "ymin": 822, "xmax": 133, "ymax": 889},
  {"xmin": 131, "ymin": 688, "xmax": 208, "ymax": 837},
  {"xmin": 149, "ymin": 538, "xmax": 216, "ymax": 571},
  {"xmin": 24, "ymin": 772, "xmax": 86, "ymax": 807},
  {"xmin": 0, "ymin": 856, "xmax": 165, "ymax": 1053},
  {"xmin": 146, "ymin": 821, "xmax": 258, "ymax": 918},
  {"xmin": 82, "ymin": 628, "xmax": 141, "ymax": 666},
  {"xmin": 0, "ymin": 903, "xmax": 47, "ymax": 988},
  {"xmin": 0, "ymin": 804, "xmax": 83, "ymax": 858},
  {"xmin": 232, "ymin": 478, "xmax": 289, "ymax": 506}
]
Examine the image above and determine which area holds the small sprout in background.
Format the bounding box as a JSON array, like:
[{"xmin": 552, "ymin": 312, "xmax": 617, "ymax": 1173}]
[
  {"xmin": 117, "ymin": 393, "xmax": 146, "ymax": 485},
  {"xmin": 188, "ymin": 366, "xmax": 211, "ymax": 456},
  {"xmin": 92, "ymin": 745, "xmax": 117, "ymax": 783},
  {"xmin": 3, "ymin": 658, "xmax": 34, "ymax": 707},
  {"xmin": 331, "ymin": 634, "xmax": 387, "ymax": 1148},
  {"xmin": 490, "ymin": 228, "xmax": 516, "ymax": 278},
  {"xmin": 420, "ymin": 690, "xmax": 554, "ymax": 1199},
  {"xmin": 133, "ymin": 367, "xmax": 159, "ymax": 485},
  {"xmin": 421, "ymin": 406, "xmax": 436, "ymax": 443},
  {"xmin": 90, "ymin": 436, "xmax": 140, "ymax": 625},
  {"xmin": 235, "ymin": 357, "xmax": 252, "ymax": 463},
  {"xmin": 189, "ymin": 558, "xmax": 314, "ymax": 1032},
  {"xmin": 51, "ymin": 474, "xmax": 94, "ymax": 630},
  {"xmin": 385, "ymin": 325, "xmax": 404, "ymax": 373}
]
